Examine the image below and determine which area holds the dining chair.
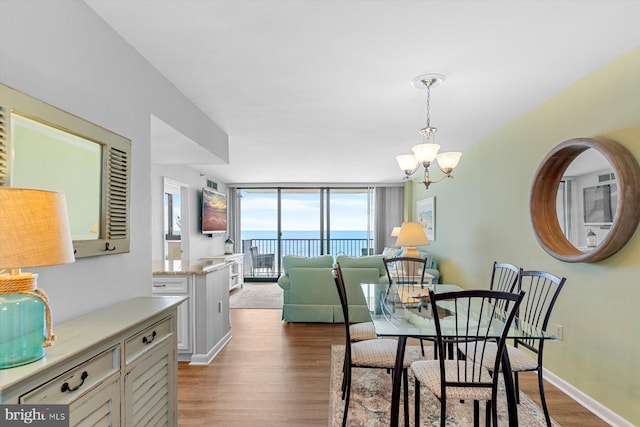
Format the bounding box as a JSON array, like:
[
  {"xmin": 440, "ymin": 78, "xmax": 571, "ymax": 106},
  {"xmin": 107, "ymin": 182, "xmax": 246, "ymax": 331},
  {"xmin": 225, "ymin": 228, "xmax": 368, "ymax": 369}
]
[
  {"xmin": 509, "ymin": 270, "xmax": 566, "ymax": 426},
  {"xmin": 456, "ymin": 262, "xmax": 521, "ymax": 361},
  {"xmin": 333, "ymin": 263, "xmax": 418, "ymax": 427},
  {"xmin": 489, "ymin": 262, "xmax": 523, "ymax": 312},
  {"xmin": 383, "ymin": 256, "xmax": 428, "ymax": 289},
  {"xmin": 384, "ymin": 256, "xmax": 430, "ymax": 355},
  {"xmin": 410, "ymin": 289, "xmax": 525, "ymax": 427},
  {"xmin": 348, "ymin": 321, "xmax": 377, "ymax": 342},
  {"xmin": 460, "ymin": 270, "xmax": 565, "ymax": 427},
  {"xmin": 490, "ymin": 262, "xmax": 522, "ymax": 293}
]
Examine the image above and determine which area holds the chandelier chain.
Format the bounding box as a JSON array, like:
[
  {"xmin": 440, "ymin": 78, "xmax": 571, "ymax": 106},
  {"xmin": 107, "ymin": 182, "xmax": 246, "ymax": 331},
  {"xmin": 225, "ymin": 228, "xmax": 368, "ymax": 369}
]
[{"xmin": 425, "ymin": 80, "xmax": 431, "ymax": 128}]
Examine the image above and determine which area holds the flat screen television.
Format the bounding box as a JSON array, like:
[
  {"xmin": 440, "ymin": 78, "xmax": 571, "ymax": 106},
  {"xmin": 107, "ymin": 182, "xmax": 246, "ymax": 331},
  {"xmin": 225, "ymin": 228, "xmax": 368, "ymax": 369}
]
[
  {"xmin": 583, "ymin": 183, "xmax": 617, "ymax": 225},
  {"xmin": 201, "ymin": 187, "xmax": 227, "ymax": 234}
]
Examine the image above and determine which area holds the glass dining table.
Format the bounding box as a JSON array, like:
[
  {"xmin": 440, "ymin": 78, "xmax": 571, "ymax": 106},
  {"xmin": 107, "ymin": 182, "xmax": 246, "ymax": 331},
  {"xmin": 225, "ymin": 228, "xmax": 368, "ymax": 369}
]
[{"xmin": 359, "ymin": 282, "xmax": 555, "ymax": 427}]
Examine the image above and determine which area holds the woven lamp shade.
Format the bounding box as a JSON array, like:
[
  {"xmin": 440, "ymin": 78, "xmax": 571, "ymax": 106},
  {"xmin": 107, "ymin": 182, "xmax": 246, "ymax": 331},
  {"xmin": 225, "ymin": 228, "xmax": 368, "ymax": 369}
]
[{"xmin": 0, "ymin": 188, "xmax": 75, "ymax": 269}]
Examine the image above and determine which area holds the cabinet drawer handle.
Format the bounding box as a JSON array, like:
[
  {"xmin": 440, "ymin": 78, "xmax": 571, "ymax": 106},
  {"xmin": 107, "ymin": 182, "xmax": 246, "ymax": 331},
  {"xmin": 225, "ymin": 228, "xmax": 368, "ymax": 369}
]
[
  {"xmin": 61, "ymin": 371, "xmax": 88, "ymax": 393},
  {"xmin": 142, "ymin": 330, "xmax": 157, "ymax": 344},
  {"xmin": 153, "ymin": 284, "xmax": 167, "ymax": 288}
]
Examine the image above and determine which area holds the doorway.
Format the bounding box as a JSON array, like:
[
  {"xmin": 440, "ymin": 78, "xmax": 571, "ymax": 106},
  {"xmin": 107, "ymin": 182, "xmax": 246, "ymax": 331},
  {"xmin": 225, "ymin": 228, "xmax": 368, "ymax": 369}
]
[{"xmin": 163, "ymin": 178, "xmax": 188, "ymax": 261}]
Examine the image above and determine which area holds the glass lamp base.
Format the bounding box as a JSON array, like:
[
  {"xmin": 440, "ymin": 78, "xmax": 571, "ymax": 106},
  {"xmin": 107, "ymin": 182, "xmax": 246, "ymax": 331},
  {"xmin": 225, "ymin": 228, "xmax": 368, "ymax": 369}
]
[{"xmin": 0, "ymin": 293, "xmax": 47, "ymax": 369}]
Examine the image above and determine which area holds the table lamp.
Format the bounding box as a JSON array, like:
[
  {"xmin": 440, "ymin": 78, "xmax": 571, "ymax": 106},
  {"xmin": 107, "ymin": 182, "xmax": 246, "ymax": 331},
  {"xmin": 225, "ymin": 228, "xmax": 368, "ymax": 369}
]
[
  {"xmin": 395, "ymin": 222, "xmax": 430, "ymax": 259},
  {"xmin": 0, "ymin": 188, "xmax": 75, "ymax": 369},
  {"xmin": 390, "ymin": 226, "xmax": 402, "ymax": 237}
]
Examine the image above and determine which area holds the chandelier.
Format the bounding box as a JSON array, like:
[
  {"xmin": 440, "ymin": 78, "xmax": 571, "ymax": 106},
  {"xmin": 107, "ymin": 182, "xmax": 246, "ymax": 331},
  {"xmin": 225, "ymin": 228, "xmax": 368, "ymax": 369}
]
[{"xmin": 396, "ymin": 73, "xmax": 462, "ymax": 189}]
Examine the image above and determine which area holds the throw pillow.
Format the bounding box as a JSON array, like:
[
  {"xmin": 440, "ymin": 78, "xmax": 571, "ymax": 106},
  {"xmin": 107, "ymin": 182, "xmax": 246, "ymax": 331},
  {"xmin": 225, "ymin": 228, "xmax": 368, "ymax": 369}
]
[{"xmin": 381, "ymin": 247, "xmax": 402, "ymax": 258}]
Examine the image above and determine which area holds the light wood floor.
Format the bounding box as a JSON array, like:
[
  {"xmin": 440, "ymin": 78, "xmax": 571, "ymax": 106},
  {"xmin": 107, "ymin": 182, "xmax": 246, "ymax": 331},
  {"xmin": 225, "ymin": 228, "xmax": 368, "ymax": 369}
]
[{"xmin": 177, "ymin": 309, "xmax": 608, "ymax": 426}]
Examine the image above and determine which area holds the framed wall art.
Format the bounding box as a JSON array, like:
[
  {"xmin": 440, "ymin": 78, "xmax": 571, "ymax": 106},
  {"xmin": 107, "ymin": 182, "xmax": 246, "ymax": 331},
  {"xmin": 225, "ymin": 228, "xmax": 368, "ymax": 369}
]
[{"xmin": 416, "ymin": 196, "xmax": 435, "ymax": 241}]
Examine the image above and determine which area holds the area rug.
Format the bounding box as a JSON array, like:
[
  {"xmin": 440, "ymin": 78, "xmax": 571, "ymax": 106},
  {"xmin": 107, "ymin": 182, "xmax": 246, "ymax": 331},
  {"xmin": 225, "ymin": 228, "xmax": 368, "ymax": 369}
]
[
  {"xmin": 328, "ymin": 345, "xmax": 560, "ymax": 426},
  {"xmin": 229, "ymin": 282, "xmax": 283, "ymax": 309}
]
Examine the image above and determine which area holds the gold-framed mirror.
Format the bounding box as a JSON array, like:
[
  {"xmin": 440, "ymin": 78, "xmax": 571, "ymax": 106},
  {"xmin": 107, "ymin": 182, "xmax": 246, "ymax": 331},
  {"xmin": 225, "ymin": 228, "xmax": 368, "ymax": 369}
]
[{"xmin": 530, "ymin": 137, "xmax": 640, "ymax": 263}]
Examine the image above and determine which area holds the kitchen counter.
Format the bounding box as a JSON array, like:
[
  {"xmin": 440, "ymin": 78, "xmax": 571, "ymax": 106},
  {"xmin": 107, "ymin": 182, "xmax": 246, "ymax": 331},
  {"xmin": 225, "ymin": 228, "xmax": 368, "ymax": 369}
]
[
  {"xmin": 152, "ymin": 259, "xmax": 232, "ymax": 365},
  {"xmin": 152, "ymin": 259, "xmax": 228, "ymax": 275}
]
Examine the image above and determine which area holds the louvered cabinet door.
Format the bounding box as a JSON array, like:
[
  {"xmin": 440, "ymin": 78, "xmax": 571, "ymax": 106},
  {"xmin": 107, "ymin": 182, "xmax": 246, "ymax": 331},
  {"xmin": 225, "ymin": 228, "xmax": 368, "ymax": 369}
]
[
  {"xmin": 123, "ymin": 332, "xmax": 177, "ymax": 426},
  {"xmin": 69, "ymin": 375, "xmax": 121, "ymax": 427}
]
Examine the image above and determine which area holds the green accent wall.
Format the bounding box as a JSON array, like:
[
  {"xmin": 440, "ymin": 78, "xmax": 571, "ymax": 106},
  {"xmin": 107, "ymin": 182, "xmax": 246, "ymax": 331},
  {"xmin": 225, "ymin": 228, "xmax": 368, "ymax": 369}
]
[{"xmin": 408, "ymin": 46, "xmax": 640, "ymax": 424}]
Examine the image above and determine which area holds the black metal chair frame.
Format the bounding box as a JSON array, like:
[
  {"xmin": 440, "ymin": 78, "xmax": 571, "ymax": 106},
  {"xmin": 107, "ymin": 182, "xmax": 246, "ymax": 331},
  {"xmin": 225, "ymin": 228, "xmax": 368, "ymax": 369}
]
[
  {"xmin": 383, "ymin": 256, "xmax": 428, "ymax": 288},
  {"xmin": 511, "ymin": 270, "xmax": 566, "ymax": 427},
  {"xmin": 489, "ymin": 261, "xmax": 523, "ymax": 313},
  {"xmin": 384, "ymin": 256, "xmax": 430, "ymax": 356},
  {"xmin": 333, "ymin": 263, "xmax": 410, "ymax": 427},
  {"xmin": 414, "ymin": 289, "xmax": 525, "ymax": 427},
  {"xmin": 490, "ymin": 262, "xmax": 522, "ymax": 293}
]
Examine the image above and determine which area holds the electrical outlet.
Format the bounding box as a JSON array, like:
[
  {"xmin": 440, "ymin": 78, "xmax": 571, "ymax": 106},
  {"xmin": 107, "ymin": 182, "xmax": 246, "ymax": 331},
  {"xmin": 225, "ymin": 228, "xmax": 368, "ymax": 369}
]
[{"xmin": 555, "ymin": 324, "xmax": 564, "ymax": 341}]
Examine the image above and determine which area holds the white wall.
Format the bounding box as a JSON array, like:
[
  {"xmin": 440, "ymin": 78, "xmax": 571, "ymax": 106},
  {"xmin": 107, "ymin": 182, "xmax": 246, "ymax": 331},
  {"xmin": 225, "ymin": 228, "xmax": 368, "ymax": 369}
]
[
  {"xmin": 0, "ymin": 1, "xmax": 228, "ymax": 323},
  {"xmin": 150, "ymin": 164, "xmax": 227, "ymax": 261}
]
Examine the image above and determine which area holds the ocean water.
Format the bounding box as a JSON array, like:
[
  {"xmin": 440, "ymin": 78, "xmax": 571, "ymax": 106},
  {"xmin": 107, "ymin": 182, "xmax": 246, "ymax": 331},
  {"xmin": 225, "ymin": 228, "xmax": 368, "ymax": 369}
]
[{"xmin": 241, "ymin": 230, "xmax": 369, "ymax": 240}]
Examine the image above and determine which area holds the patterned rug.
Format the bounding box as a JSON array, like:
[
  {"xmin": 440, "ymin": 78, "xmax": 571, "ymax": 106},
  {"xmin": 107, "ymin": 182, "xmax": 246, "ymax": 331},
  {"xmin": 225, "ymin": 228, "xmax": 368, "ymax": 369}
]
[
  {"xmin": 328, "ymin": 345, "xmax": 560, "ymax": 426},
  {"xmin": 229, "ymin": 282, "xmax": 283, "ymax": 309}
]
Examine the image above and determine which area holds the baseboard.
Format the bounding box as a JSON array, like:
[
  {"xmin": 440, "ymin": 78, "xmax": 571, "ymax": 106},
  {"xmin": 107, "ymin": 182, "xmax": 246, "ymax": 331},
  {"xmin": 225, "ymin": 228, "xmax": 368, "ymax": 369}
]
[
  {"xmin": 189, "ymin": 331, "xmax": 233, "ymax": 365},
  {"xmin": 543, "ymin": 367, "xmax": 633, "ymax": 427}
]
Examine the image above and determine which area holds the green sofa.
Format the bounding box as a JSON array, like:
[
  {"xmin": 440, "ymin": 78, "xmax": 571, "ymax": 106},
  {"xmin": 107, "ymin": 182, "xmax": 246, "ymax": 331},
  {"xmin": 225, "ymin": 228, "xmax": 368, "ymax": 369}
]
[{"xmin": 277, "ymin": 255, "xmax": 389, "ymax": 323}]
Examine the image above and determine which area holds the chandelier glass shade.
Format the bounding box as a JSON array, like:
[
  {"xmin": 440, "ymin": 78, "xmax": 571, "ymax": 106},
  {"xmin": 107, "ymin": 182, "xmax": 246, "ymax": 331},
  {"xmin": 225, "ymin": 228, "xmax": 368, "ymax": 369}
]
[{"xmin": 396, "ymin": 74, "xmax": 462, "ymax": 189}]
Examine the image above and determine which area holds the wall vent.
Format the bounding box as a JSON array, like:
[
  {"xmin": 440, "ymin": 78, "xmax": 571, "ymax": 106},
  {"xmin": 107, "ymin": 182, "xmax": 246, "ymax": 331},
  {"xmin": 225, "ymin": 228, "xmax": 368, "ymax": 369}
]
[
  {"xmin": 207, "ymin": 179, "xmax": 218, "ymax": 190},
  {"xmin": 598, "ymin": 172, "xmax": 615, "ymax": 182}
]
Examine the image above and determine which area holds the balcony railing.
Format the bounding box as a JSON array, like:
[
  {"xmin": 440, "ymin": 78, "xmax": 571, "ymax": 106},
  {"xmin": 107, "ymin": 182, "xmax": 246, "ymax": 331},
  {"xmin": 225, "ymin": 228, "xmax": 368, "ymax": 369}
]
[{"xmin": 242, "ymin": 238, "xmax": 374, "ymax": 279}]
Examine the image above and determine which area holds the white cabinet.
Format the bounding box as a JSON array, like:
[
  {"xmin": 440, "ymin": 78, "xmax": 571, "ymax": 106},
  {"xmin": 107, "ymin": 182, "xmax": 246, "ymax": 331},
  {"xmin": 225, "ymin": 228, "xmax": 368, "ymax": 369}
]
[
  {"xmin": 190, "ymin": 266, "xmax": 232, "ymax": 365},
  {"xmin": 201, "ymin": 254, "xmax": 244, "ymax": 291},
  {"xmin": 152, "ymin": 275, "xmax": 191, "ymax": 354},
  {"xmin": 20, "ymin": 345, "xmax": 121, "ymax": 426},
  {"xmin": 228, "ymin": 258, "xmax": 243, "ymax": 290},
  {"xmin": 71, "ymin": 375, "xmax": 121, "ymax": 426},
  {"xmin": 124, "ymin": 338, "xmax": 175, "ymax": 426},
  {"xmin": 152, "ymin": 262, "xmax": 232, "ymax": 365},
  {"xmin": 0, "ymin": 297, "xmax": 184, "ymax": 427}
]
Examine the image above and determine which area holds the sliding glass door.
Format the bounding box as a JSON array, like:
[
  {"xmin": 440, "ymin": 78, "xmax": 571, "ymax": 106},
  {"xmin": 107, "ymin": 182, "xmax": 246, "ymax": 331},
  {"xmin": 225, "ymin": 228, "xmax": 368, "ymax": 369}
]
[
  {"xmin": 238, "ymin": 187, "xmax": 374, "ymax": 281},
  {"xmin": 280, "ymin": 188, "xmax": 322, "ymax": 257},
  {"xmin": 326, "ymin": 189, "xmax": 374, "ymax": 257}
]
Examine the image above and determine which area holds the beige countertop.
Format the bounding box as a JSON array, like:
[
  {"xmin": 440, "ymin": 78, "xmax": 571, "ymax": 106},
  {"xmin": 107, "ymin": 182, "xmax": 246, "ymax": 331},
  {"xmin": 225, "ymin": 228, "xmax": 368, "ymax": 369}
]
[{"xmin": 152, "ymin": 259, "xmax": 229, "ymax": 275}]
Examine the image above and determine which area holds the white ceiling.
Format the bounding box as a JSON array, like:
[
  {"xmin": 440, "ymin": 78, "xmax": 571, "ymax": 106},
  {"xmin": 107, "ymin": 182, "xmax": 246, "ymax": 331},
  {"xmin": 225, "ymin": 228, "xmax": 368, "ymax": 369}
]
[{"xmin": 85, "ymin": 0, "xmax": 640, "ymax": 185}]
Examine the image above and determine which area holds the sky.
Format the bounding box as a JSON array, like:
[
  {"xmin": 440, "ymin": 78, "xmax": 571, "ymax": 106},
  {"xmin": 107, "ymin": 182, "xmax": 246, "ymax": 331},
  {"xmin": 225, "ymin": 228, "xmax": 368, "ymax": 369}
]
[{"xmin": 240, "ymin": 190, "xmax": 372, "ymax": 231}]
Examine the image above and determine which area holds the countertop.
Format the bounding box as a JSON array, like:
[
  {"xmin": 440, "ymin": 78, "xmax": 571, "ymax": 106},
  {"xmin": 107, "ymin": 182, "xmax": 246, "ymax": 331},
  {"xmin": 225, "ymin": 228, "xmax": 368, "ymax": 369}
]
[{"xmin": 152, "ymin": 259, "xmax": 230, "ymax": 275}]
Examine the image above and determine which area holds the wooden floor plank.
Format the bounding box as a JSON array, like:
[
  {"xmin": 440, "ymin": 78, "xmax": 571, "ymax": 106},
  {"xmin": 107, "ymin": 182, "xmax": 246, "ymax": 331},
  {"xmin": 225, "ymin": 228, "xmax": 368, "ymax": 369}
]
[{"xmin": 178, "ymin": 309, "xmax": 607, "ymax": 426}]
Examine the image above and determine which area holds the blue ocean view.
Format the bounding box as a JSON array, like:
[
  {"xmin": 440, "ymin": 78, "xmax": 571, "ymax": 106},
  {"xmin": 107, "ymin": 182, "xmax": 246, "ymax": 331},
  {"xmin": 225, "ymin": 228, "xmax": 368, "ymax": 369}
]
[
  {"xmin": 242, "ymin": 230, "xmax": 369, "ymax": 240},
  {"xmin": 241, "ymin": 230, "xmax": 373, "ymax": 258}
]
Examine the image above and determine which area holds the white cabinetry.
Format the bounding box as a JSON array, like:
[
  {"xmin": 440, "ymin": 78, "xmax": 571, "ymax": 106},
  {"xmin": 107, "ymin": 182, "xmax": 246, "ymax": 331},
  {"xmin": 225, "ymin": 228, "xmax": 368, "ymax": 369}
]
[
  {"xmin": 190, "ymin": 265, "xmax": 232, "ymax": 365},
  {"xmin": 0, "ymin": 297, "xmax": 183, "ymax": 427},
  {"xmin": 152, "ymin": 275, "xmax": 191, "ymax": 354},
  {"xmin": 124, "ymin": 336, "xmax": 175, "ymax": 425},
  {"xmin": 201, "ymin": 254, "xmax": 244, "ymax": 291},
  {"xmin": 20, "ymin": 345, "xmax": 121, "ymax": 426},
  {"xmin": 152, "ymin": 262, "xmax": 232, "ymax": 365}
]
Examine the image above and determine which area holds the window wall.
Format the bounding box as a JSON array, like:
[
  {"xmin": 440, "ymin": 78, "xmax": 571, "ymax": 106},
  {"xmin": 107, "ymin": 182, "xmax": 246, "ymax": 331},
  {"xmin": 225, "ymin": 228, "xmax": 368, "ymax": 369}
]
[{"xmin": 237, "ymin": 187, "xmax": 376, "ymax": 281}]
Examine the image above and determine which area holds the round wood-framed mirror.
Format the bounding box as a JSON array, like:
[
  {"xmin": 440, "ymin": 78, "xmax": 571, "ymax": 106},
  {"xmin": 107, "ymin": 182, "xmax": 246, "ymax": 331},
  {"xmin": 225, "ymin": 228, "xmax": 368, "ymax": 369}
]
[{"xmin": 530, "ymin": 137, "xmax": 640, "ymax": 263}]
